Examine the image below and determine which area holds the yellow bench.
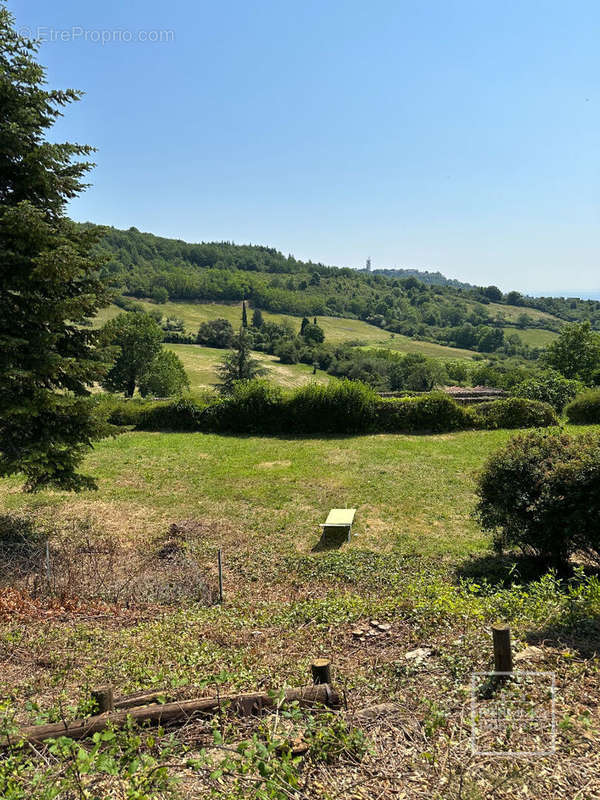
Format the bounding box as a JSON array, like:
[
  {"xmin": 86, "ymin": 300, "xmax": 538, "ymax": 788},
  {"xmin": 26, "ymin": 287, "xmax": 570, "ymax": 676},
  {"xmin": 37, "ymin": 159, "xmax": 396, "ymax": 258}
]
[{"xmin": 319, "ymin": 508, "xmax": 356, "ymax": 542}]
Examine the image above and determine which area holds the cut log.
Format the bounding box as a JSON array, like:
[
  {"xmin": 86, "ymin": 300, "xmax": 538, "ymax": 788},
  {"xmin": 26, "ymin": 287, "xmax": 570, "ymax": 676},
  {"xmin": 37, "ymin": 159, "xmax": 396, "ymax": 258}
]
[{"xmin": 14, "ymin": 684, "xmax": 341, "ymax": 745}]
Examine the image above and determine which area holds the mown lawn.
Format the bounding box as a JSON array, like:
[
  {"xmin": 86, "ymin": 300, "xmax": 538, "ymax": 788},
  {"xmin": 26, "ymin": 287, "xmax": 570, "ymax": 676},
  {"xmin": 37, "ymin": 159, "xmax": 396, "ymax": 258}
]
[{"xmin": 1, "ymin": 428, "xmax": 524, "ymax": 560}]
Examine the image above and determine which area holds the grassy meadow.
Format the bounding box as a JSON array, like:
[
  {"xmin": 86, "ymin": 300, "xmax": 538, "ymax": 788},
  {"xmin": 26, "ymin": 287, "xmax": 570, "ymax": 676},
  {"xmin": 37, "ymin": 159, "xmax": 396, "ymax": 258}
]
[
  {"xmin": 1, "ymin": 427, "xmax": 516, "ymax": 560},
  {"xmin": 95, "ymin": 299, "xmax": 480, "ymax": 359},
  {"xmin": 165, "ymin": 343, "xmax": 328, "ymax": 390}
]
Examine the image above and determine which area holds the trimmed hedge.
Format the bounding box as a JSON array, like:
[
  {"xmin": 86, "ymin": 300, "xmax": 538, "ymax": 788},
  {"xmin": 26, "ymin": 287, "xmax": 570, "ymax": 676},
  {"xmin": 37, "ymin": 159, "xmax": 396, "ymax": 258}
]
[
  {"xmin": 137, "ymin": 397, "xmax": 212, "ymax": 431},
  {"xmin": 96, "ymin": 395, "xmax": 170, "ymax": 427},
  {"xmin": 285, "ymin": 380, "xmax": 377, "ymax": 434},
  {"xmin": 565, "ymin": 390, "xmax": 600, "ymax": 424},
  {"xmin": 126, "ymin": 380, "xmax": 559, "ymax": 436},
  {"xmin": 375, "ymin": 392, "xmax": 478, "ymax": 433},
  {"xmin": 474, "ymin": 397, "xmax": 558, "ymax": 430}
]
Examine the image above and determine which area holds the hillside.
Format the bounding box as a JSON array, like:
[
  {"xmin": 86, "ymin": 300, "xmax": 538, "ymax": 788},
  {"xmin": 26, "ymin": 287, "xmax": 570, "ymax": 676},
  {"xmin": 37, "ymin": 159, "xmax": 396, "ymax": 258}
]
[{"xmin": 88, "ymin": 224, "xmax": 600, "ymax": 359}]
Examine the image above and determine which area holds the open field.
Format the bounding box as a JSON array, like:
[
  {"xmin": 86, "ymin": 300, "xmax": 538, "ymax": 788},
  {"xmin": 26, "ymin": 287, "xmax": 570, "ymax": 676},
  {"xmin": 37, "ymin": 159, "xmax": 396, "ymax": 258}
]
[
  {"xmin": 2, "ymin": 425, "xmax": 600, "ymax": 798},
  {"xmin": 504, "ymin": 325, "xmax": 559, "ymax": 347},
  {"xmin": 1, "ymin": 428, "xmax": 515, "ymax": 558},
  {"xmin": 166, "ymin": 343, "xmax": 329, "ymax": 390},
  {"xmin": 484, "ymin": 301, "xmax": 563, "ymax": 326},
  {"xmin": 95, "ymin": 299, "xmax": 480, "ymax": 359}
]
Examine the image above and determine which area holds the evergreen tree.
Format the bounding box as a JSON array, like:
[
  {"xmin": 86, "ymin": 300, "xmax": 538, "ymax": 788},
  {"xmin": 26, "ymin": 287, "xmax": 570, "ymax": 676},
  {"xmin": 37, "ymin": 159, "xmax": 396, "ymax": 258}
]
[
  {"xmin": 216, "ymin": 329, "xmax": 267, "ymax": 394},
  {"xmin": 0, "ymin": 8, "xmax": 111, "ymax": 491},
  {"xmin": 241, "ymin": 300, "xmax": 248, "ymax": 328},
  {"xmin": 300, "ymin": 317, "xmax": 310, "ymax": 335},
  {"xmin": 251, "ymin": 308, "xmax": 264, "ymax": 328}
]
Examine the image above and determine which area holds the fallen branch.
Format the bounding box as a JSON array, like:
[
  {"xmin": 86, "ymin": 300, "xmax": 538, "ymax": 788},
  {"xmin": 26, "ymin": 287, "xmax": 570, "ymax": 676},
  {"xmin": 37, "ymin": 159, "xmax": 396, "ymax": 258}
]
[{"xmin": 14, "ymin": 684, "xmax": 341, "ymax": 745}]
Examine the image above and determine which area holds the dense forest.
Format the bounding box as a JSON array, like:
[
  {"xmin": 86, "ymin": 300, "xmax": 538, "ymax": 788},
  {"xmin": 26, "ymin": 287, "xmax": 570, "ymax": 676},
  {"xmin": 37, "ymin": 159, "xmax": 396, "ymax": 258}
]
[{"xmin": 89, "ymin": 224, "xmax": 600, "ymax": 357}]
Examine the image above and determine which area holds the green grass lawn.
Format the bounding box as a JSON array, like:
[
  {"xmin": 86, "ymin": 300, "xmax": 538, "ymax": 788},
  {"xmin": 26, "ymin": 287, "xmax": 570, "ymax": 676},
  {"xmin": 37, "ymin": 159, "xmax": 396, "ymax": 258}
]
[
  {"xmin": 503, "ymin": 325, "xmax": 559, "ymax": 347},
  {"xmin": 484, "ymin": 301, "xmax": 562, "ymax": 325},
  {"xmin": 0, "ymin": 427, "xmax": 525, "ymax": 560}
]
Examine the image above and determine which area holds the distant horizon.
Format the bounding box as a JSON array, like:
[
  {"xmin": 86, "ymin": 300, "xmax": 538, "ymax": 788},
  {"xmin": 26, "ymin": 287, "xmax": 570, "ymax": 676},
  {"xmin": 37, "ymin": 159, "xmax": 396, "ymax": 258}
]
[{"xmin": 86, "ymin": 216, "xmax": 599, "ymax": 300}]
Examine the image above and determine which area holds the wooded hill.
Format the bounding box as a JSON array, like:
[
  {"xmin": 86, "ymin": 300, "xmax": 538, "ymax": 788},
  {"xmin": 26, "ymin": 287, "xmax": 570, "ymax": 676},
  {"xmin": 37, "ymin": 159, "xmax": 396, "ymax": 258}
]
[{"xmin": 88, "ymin": 224, "xmax": 600, "ymax": 356}]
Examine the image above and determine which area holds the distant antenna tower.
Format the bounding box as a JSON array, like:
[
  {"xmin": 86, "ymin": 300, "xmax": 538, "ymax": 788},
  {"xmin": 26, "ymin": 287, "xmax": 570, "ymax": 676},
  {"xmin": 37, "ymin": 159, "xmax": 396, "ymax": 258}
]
[{"xmin": 366, "ymin": 256, "xmax": 371, "ymax": 272}]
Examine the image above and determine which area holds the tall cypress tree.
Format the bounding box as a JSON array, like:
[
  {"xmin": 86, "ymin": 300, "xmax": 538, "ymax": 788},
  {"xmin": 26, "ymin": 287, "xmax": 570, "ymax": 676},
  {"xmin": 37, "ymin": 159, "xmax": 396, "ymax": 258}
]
[
  {"xmin": 241, "ymin": 300, "xmax": 248, "ymax": 328},
  {"xmin": 0, "ymin": 8, "xmax": 111, "ymax": 491}
]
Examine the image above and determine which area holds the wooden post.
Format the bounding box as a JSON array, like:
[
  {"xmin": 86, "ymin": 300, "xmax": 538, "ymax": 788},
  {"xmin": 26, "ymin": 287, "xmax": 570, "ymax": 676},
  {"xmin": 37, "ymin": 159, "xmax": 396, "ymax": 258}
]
[
  {"xmin": 91, "ymin": 686, "xmax": 114, "ymax": 714},
  {"xmin": 45, "ymin": 540, "xmax": 51, "ymax": 588},
  {"xmin": 311, "ymin": 658, "xmax": 331, "ymax": 685},
  {"xmin": 492, "ymin": 623, "xmax": 512, "ymax": 674},
  {"xmin": 217, "ymin": 549, "xmax": 223, "ymax": 603}
]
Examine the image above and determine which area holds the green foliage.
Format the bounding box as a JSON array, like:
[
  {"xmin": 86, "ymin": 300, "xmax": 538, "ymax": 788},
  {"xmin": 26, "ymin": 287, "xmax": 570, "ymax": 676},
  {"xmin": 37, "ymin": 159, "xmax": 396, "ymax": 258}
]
[
  {"xmin": 215, "ymin": 380, "xmax": 284, "ymax": 433},
  {"xmin": 476, "ymin": 429, "xmax": 600, "ymax": 567},
  {"xmin": 251, "ymin": 307, "xmax": 264, "ymax": 328},
  {"xmin": 96, "ymin": 395, "xmax": 169, "ymax": 427},
  {"xmin": 216, "ymin": 329, "xmax": 268, "ymax": 395},
  {"xmin": 0, "ymin": 717, "xmax": 180, "ymax": 799},
  {"xmin": 511, "ymin": 370, "xmax": 582, "ymax": 412},
  {"xmin": 543, "ymin": 321, "xmax": 600, "ymax": 382},
  {"xmin": 196, "ymin": 317, "xmax": 235, "ymax": 348},
  {"xmin": 150, "ymin": 285, "xmax": 169, "ymax": 304},
  {"xmin": 301, "ymin": 321, "xmax": 325, "ymax": 344},
  {"xmin": 565, "ymin": 390, "xmax": 600, "ymax": 424},
  {"xmin": 376, "ymin": 393, "xmax": 478, "ymax": 433},
  {"xmin": 286, "ymin": 379, "xmax": 377, "ymax": 434},
  {"xmin": 0, "ymin": 8, "xmax": 112, "ymax": 491},
  {"xmin": 474, "ymin": 397, "xmax": 558, "ymax": 429},
  {"xmin": 101, "ymin": 313, "xmax": 164, "ymax": 396},
  {"xmin": 389, "ymin": 353, "xmax": 447, "ymax": 391},
  {"xmin": 304, "ymin": 711, "xmax": 369, "ymax": 763},
  {"xmin": 138, "ymin": 349, "xmax": 190, "ymax": 397},
  {"xmin": 137, "ymin": 396, "xmax": 212, "ymax": 431}
]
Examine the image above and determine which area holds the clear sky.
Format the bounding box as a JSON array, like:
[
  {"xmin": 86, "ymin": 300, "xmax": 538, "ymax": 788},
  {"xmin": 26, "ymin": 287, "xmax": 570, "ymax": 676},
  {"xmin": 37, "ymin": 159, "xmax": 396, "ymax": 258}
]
[{"xmin": 11, "ymin": 0, "xmax": 599, "ymax": 293}]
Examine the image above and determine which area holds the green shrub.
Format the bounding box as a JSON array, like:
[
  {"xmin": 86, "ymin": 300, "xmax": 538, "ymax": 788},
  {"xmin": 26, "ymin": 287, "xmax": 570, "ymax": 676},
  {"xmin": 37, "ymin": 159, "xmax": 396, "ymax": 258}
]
[
  {"xmin": 565, "ymin": 390, "xmax": 600, "ymax": 424},
  {"xmin": 476, "ymin": 429, "xmax": 600, "ymax": 568},
  {"xmin": 375, "ymin": 392, "xmax": 478, "ymax": 433},
  {"xmin": 285, "ymin": 379, "xmax": 377, "ymax": 434},
  {"xmin": 216, "ymin": 379, "xmax": 285, "ymax": 433},
  {"xmin": 96, "ymin": 395, "xmax": 169, "ymax": 427},
  {"xmin": 475, "ymin": 397, "xmax": 558, "ymax": 429},
  {"xmin": 511, "ymin": 371, "xmax": 583, "ymax": 412},
  {"xmin": 137, "ymin": 397, "xmax": 211, "ymax": 431}
]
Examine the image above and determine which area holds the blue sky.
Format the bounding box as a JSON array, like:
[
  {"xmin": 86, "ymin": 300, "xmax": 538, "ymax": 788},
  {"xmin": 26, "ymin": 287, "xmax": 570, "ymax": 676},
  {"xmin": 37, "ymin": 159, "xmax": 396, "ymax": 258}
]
[{"xmin": 11, "ymin": 0, "xmax": 599, "ymax": 293}]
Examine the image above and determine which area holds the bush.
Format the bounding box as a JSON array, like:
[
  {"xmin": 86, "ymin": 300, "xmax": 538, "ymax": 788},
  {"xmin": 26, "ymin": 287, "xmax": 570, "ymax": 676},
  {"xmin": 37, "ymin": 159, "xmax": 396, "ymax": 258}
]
[
  {"xmin": 511, "ymin": 371, "xmax": 582, "ymax": 412},
  {"xmin": 96, "ymin": 395, "xmax": 169, "ymax": 427},
  {"xmin": 216, "ymin": 380, "xmax": 285, "ymax": 433},
  {"xmin": 565, "ymin": 390, "xmax": 600, "ymax": 424},
  {"xmin": 196, "ymin": 318, "xmax": 235, "ymax": 348},
  {"xmin": 476, "ymin": 430, "xmax": 600, "ymax": 568},
  {"xmin": 138, "ymin": 350, "xmax": 190, "ymax": 397},
  {"xmin": 375, "ymin": 393, "xmax": 478, "ymax": 433},
  {"xmin": 137, "ymin": 397, "xmax": 212, "ymax": 431},
  {"xmin": 474, "ymin": 397, "xmax": 558, "ymax": 429},
  {"xmin": 286, "ymin": 380, "xmax": 377, "ymax": 434}
]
